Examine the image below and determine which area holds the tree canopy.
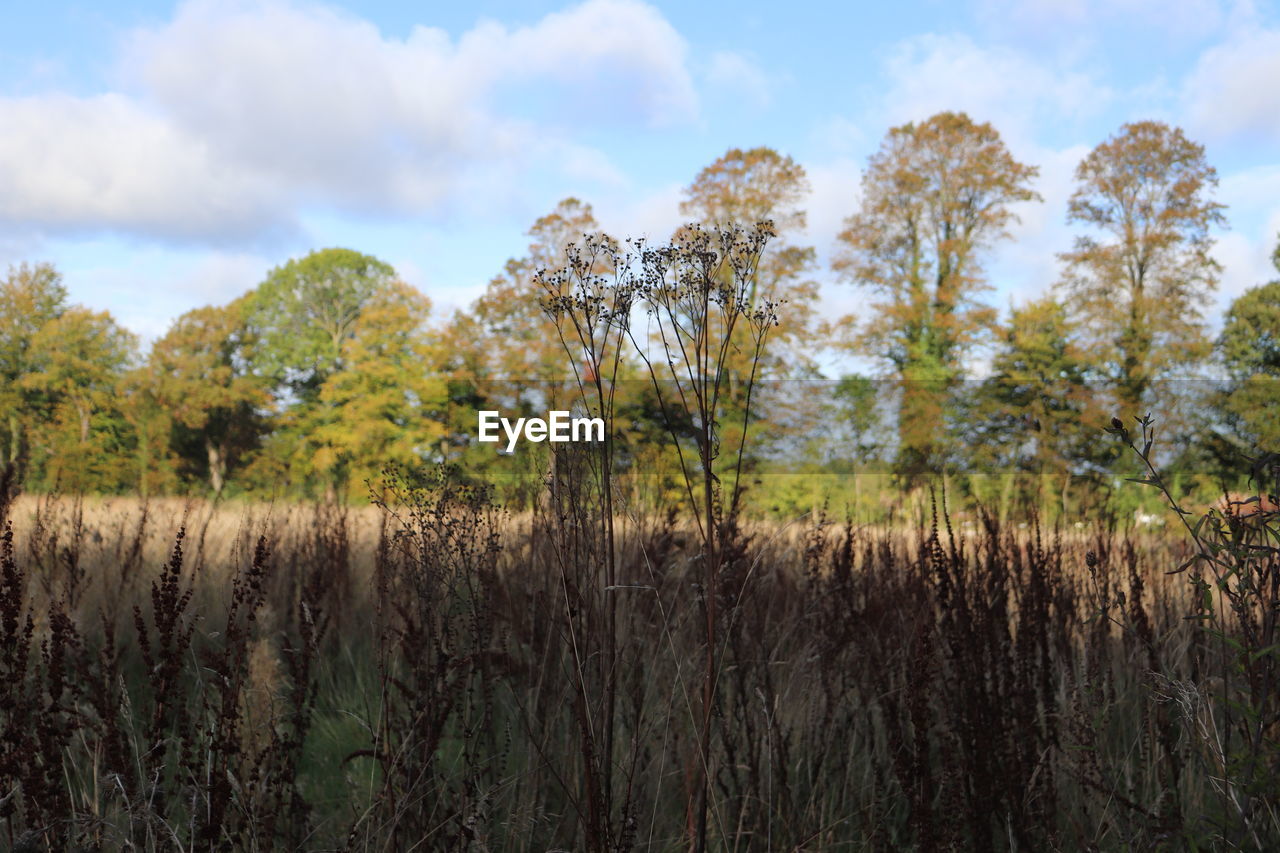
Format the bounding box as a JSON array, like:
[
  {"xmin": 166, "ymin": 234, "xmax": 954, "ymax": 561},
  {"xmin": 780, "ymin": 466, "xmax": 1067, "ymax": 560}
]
[
  {"xmin": 836, "ymin": 111, "xmax": 1040, "ymax": 479},
  {"xmin": 1057, "ymin": 120, "xmax": 1224, "ymax": 417}
]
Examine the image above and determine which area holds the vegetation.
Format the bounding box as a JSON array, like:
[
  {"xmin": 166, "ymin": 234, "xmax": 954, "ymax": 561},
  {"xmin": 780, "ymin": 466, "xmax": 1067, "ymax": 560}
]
[
  {"xmin": 834, "ymin": 112, "xmax": 1040, "ymax": 482},
  {"xmin": 0, "ymin": 112, "xmax": 1277, "ymax": 850},
  {"xmin": 0, "ymin": 116, "xmax": 1270, "ymax": 510},
  {"xmin": 1, "ymin": 441, "xmax": 1278, "ymax": 849}
]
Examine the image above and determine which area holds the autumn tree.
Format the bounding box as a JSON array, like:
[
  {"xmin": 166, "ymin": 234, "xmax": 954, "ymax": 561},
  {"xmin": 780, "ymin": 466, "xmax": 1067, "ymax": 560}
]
[
  {"xmin": 442, "ymin": 199, "xmax": 624, "ymax": 501},
  {"xmin": 22, "ymin": 306, "xmax": 138, "ymax": 492},
  {"xmin": 309, "ymin": 281, "xmax": 448, "ymax": 497},
  {"xmin": 145, "ymin": 297, "xmax": 268, "ymax": 495},
  {"xmin": 246, "ymin": 248, "xmax": 434, "ymax": 498},
  {"xmin": 835, "ymin": 112, "xmax": 1040, "ymax": 480},
  {"xmin": 679, "ymin": 147, "xmax": 818, "ymax": 373},
  {"xmin": 445, "ymin": 198, "xmax": 612, "ymax": 414},
  {"xmin": 670, "ymin": 147, "xmax": 823, "ymax": 494},
  {"xmin": 1057, "ymin": 121, "xmax": 1224, "ymax": 418},
  {"xmin": 0, "ymin": 262, "xmax": 68, "ymax": 479},
  {"xmin": 1216, "ymin": 236, "xmax": 1280, "ymax": 449}
]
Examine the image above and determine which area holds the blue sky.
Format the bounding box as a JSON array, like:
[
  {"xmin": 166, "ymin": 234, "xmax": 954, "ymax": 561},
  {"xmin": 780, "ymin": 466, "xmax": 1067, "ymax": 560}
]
[{"xmin": 2, "ymin": 0, "xmax": 1278, "ymax": 370}]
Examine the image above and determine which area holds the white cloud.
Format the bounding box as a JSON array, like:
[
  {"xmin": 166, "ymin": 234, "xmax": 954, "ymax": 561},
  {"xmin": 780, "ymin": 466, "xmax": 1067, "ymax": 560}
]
[
  {"xmin": 595, "ymin": 180, "xmax": 685, "ymax": 242},
  {"xmin": 0, "ymin": 0, "xmax": 697, "ymax": 245},
  {"xmin": 1184, "ymin": 27, "xmax": 1280, "ymax": 145},
  {"xmin": 1213, "ymin": 164, "xmax": 1280, "ymax": 310},
  {"xmin": 800, "ymin": 159, "xmax": 861, "ymax": 261},
  {"xmin": 59, "ymin": 248, "xmax": 270, "ymax": 345},
  {"xmin": 875, "ymin": 34, "xmax": 1111, "ymax": 148},
  {"xmin": 977, "ymin": 0, "xmax": 1231, "ymax": 40},
  {"xmin": 705, "ymin": 51, "xmax": 772, "ymax": 108},
  {"xmin": 990, "ymin": 144, "xmax": 1091, "ymax": 305},
  {"xmin": 809, "ymin": 116, "xmax": 865, "ymax": 157},
  {"xmin": 0, "ymin": 93, "xmax": 286, "ymax": 242}
]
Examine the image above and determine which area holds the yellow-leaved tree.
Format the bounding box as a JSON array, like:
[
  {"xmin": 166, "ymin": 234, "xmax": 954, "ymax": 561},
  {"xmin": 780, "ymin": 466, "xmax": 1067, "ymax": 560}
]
[
  {"xmin": 143, "ymin": 296, "xmax": 269, "ymax": 495},
  {"xmin": 1057, "ymin": 121, "xmax": 1224, "ymax": 420},
  {"xmin": 311, "ymin": 281, "xmax": 448, "ymax": 498},
  {"xmin": 835, "ymin": 112, "xmax": 1040, "ymax": 482}
]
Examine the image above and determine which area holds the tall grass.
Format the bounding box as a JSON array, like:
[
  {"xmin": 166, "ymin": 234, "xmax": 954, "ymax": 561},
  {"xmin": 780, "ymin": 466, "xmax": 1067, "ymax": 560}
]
[
  {"xmin": 1, "ymin": 219, "xmax": 1275, "ymax": 849},
  {"xmin": 2, "ymin": 460, "xmax": 1276, "ymax": 849}
]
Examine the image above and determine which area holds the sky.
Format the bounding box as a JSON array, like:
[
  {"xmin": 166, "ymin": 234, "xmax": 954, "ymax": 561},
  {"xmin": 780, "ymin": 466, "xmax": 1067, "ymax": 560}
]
[{"xmin": 1, "ymin": 0, "xmax": 1278, "ymax": 371}]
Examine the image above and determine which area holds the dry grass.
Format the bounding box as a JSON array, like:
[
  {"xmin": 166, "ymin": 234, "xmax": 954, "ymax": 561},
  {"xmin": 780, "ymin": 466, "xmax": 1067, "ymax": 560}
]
[{"xmin": 1, "ymin": 472, "xmax": 1277, "ymax": 851}]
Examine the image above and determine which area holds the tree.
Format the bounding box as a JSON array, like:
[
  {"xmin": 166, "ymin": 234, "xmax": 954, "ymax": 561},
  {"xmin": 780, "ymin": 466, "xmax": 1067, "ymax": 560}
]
[
  {"xmin": 245, "ymin": 248, "xmax": 419, "ymax": 498},
  {"xmin": 678, "ymin": 147, "xmax": 818, "ymax": 376},
  {"xmin": 441, "ymin": 199, "xmax": 625, "ymax": 502},
  {"xmin": 22, "ymin": 306, "xmax": 137, "ymax": 491},
  {"xmin": 445, "ymin": 198, "xmax": 611, "ymax": 413},
  {"xmin": 145, "ymin": 297, "xmax": 268, "ymax": 495},
  {"xmin": 1057, "ymin": 121, "xmax": 1225, "ymax": 418},
  {"xmin": 0, "ymin": 262, "xmax": 68, "ymax": 478},
  {"xmin": 827, "ymin": 374, "xmax": 886, "ymax": 467},
  {"xmin": 674, "ymin": 148, "xmax": 823, "ymax": 496},
  {"xmin": 835, "ymin": 111, "xmax": 1040, "ymax": 480},
  {"xmin": 309, "ymin": 281, "xmax": 448, "ymax": 497},
  {"xmin": 1216, "ymin": 237, "xmax": 1280, "ymax": 450},
  {"xmin": 964, "ymin": 296, "xmax": 1112, "ymax": 514},
  {"xmin": 247, "ymin": 248, "xmax": 397, "ymax": 401}
]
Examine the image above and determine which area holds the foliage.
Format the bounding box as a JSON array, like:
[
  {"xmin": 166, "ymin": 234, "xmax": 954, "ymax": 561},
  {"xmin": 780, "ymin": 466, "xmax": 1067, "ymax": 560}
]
[
  {"xmin": 1216, "ymin": 239, "xmax": 1280, "ymax": 450},
  {"xmin": 309, "ymin": 281, "xmax": 449, "ymax": 498},
  {"xmin": 0, "ymin": 263, "xmax": 68, "ymax": 479},
  {"xmin": 243, "ymin": 248, "xmax": 444, "ymax": 498},
  {"xmin": 678, "ymin": 147, "xmax": 818, "ymax": 372},
  {"xmin": 967, "ymin": 295, "xmax": 1111, "ymax": 478},
  {"xmin": 835, "ymin": 111, "xmax": 1040, "ymax": 481},
  {"xmin": 247, "ymin": 247, "xmax": 397, "ymax": 402},
  {"xmin": 1058, "ymin": 121, "xmax": 1224, "ymax": 417},
  {"xmin": 22, "ymin": 307, "xmax": 138, "ymax": 492},
  {"xmin": 144, "ymin": 297, "xmax": 268, "ymax": 494},
  {"xmin": 678, "ymin": 148, "xmax": 820, "ymax": 475},
  {"xmin": 442, "ymin": 199, "xmax": 623, "ymax": 502},
  {"xmin": 0, "ymin": 118, "xmax": 1258, "ymax": 518}
]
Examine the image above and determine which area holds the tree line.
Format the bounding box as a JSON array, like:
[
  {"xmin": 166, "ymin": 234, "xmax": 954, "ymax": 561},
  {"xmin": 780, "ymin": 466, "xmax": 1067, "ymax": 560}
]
[{"xmin": 1, "ymin": 112, "xmax": 1276, "ymax": 511}]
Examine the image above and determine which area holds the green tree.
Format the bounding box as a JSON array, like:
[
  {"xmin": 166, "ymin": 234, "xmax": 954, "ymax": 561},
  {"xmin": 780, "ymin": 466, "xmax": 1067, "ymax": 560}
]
[
  {"xmin": 1216, "ymin": 238, "xmax": 1280, "ymax": 449},
  {"xmin": 245, "ymin": 248, "xmax": 420, "ymax": 498},
  {"xmin": 0, "ymin": 262, "xmax": 68, "ymax": 478},
  {"xmin": 835, "ymin": 111, "xmax": 1040, "ymax": 480},
  {"xmin": 117, "ymin": 368, "xmax": 181, "ymax": 497},
  {"xmin": 828, "ymin": 374, "xmax": 885, "ymax": 467},
  {"xmin": 145, "ymin": 297, "xmax": 269, "ymax": 495},
  {"xmin": 1058, "ymin": 121, "xmax": 1224, "ymax": 418},
  {"xmin": 247, "ymin": 248, "xmax": 397, "ymax": 401},
  {"xmin": 965, "ymin": 296, "xmax": 1111, "ymax": 511}
]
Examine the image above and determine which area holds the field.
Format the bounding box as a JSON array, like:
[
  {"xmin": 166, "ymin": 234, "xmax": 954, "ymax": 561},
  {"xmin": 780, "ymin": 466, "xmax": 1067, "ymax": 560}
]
[{"xmin": 3, "ymin": 468, "xmax": 1278, "ymax": 852}]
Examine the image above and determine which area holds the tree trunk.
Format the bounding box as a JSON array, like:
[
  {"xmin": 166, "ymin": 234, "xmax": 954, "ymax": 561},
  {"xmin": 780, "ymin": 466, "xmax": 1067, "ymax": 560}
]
[
  {"xmin": 205, "ymin": 438, "xmax": 226, "ymax": 496},
  {"xmin": 7, "ymin": 411, "xmax": 20, "ymax": 469}
]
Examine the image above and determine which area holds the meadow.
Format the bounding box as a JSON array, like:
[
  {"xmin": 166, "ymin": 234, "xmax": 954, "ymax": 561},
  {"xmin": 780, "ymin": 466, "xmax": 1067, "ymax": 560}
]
[{"xmin": 3, "ymin": 447, "xmax": 1277, "ymax": 851}]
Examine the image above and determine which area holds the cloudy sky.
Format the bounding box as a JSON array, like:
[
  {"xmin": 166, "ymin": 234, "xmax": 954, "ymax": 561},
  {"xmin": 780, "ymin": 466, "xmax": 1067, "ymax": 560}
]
[{"xmin": 2, "ymin": 0, "xmax": 1278, "ymax": 361}]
